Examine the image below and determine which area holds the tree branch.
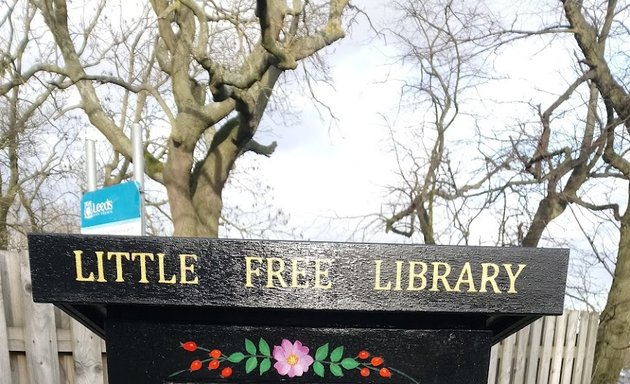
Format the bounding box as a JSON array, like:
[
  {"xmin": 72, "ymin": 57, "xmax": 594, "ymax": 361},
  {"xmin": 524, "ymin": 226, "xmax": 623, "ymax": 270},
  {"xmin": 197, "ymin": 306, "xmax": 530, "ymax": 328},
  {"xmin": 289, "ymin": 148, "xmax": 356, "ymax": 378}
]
[
  {"xmin": 257, "ymin": 0, "xmax": 297, "ymax": 69},
  {"xmin": 564, "ymin": 193, "xmax": 621, "ymax": 221},
  {"xmin": 243, "ymin": 139, "xmax": 278, "ymax": 157}
]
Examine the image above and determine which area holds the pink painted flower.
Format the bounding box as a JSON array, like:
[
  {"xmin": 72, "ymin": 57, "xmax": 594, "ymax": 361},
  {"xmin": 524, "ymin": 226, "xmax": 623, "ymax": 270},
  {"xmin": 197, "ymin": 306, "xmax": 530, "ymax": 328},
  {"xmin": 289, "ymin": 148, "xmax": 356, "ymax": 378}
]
[{"xmin": 273, "ymin": 339, "xmax": 314, "ymax": 377}]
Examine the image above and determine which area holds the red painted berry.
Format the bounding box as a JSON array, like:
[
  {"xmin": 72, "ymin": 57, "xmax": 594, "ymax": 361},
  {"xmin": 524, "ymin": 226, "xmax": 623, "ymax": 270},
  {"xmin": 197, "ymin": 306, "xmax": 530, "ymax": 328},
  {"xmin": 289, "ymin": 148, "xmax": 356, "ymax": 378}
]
[
  {"xmin": 360, "ymin": 367, "xmax": 370, "ymax": 377},
  {"xmin": 210, "ymin": 349, "xmax": 222, "ymax": 359},
  {"xmin": 221, "ymin": 367, "xmax": 233, "ymax": 378},
  {"xmin": 358, "ymin": 350, "xmax": 370, "ymax": 359},
  {"xmin": 190, "ymin": 360, "xmax": 202, "ymax": 371},
  {"xmin": 379, "ymin": 367, "xmax": 392, "ymax": 378},
  {"xmin": 208, "ymin": 360, "xmax": 220, "ymax": 370},
  {"xmin": 182, "ymin": 341, "xmax": 197, "ymax": 352},
  {"xmin": 371, "ymin": 357, "xmax": 384, "ymax": 367}
]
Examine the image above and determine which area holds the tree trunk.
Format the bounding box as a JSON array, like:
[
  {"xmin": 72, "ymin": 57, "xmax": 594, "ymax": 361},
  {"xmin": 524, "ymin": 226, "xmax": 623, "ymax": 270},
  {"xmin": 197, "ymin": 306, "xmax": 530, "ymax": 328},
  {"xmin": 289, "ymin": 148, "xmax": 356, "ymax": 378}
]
[
  {"xmin": 0, "ymin": 206, "xmax": 9, "ymax": 250},
  {"xmin": 163, "ymin": 139, "xmax": 202, "ymax": 236},
  {"xmin": 521, "ymin": 194, "xmax": 566, "ymax": 247},
  {"xmin": 591, "ymin": 189, "xmax": 630, "ymax": 384}
]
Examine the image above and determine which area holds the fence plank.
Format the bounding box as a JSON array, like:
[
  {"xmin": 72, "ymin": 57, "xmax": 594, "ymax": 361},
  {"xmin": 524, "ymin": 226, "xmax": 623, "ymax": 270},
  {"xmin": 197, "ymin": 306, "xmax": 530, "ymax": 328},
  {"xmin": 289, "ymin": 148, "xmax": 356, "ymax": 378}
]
[
  {"xmin": 102, "ymin": 356, "xmax": 109, "ymax": 384},
  {"xmin": 538, "ymin": 315, "xmax": 556, "ymax": 384},
  {"xmin": 487, "ymin": 342, "xmax": 498, "ymax": 384},
  {"xmin": 71, "ymin": 319, "xmax": 105, "ymax": 384},
  {"xmin": 0, "ymin": 258, "xmax": 12, "ymax": 384},
  {"xmin": 581, "ymin": 311, "xmax": 599, "ymax": 384},
  {"xmin": 7, "ymin": 326, "xmax": 105, "ymax": 354},
  {"xmin": 512, "ymin": 323, "xmax": 530, "ymax": 384},
  {"xmin": 6, "ymin": 251, "xmax": 28, "ymax": 384},
  {"xmin": 525, "ymin": 317, "xmax": 543, "ymax": 383},
  {"xmin": 4, "ymin": 251, "xmax": 24, "ymax": 327},
  {"xmin": 498, "ymin": 332, "xmax": 516, "ymax": 384},
  {"xmin": 20, "ymin": 259, "xmax": 61, "ymax": 384},
  {"xmin": 573, "ymin": 311, "xmax": 590, "ymax": 384},
  {"xmin": 549, "ymin": 312, "xmax": 568, "ymax": 383},
  {"xmin": 560, "ymin": 311, "xmax": 579, "ymax": 384}
]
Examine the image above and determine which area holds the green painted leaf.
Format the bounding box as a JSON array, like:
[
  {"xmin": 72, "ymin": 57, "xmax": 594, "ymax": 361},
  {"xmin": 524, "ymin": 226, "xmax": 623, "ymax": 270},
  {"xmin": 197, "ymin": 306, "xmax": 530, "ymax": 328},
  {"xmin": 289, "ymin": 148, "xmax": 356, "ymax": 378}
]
[
  {"xmin": 315, "ymin": 343, "xmax": 329, "ymax": 361},
  {"xmin": 330, "ymin": 363, "xmax": 344, "ymax": 377},
  {"xmin": 313, "ymin": 361, "xmax": 325, "ymax": 378},
  {"xmin": 330, "ymin": 346, "xmax": 344, "ymax": 362},
  {"xmin": 245, "ymin": 338, "xmax": 257, "ymax": 355},
  {"xmin": 228, "ymin": 352, "xmax": 245, "ymax": 363},
  {"xmin": 341, "ymin": 358, "xmax": 359, "ymax": 370},
  {"xmin": 260, "ymin": 358, "xmax": 272, "ymax": 375},
  {"xmin": 259, "ymin": 338, "xmax": 271, "ymax": 357},
  {"xmin": 245, "ymin": 356, "xmax": 258, "ymax": 373}
]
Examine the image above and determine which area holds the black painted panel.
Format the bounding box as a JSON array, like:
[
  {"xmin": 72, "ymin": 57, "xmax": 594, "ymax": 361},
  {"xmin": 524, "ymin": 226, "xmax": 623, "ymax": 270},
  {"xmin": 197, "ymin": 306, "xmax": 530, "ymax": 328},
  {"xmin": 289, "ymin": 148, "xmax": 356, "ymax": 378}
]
[
  {"xmin": 105, "ymin": 308, "xmax": 492, "ymax": 384},
  {"xmin": 28, "ymin": 234, "xmax": 569, "ymax": 315}
]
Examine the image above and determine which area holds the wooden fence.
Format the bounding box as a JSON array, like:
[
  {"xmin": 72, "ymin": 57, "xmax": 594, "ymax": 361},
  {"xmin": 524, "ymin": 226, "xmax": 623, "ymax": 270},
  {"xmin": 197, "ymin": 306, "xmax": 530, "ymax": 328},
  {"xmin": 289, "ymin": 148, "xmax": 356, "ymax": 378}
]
[
  {"xmin": 487, "ymin": 311, "xmax": 599, "ymax": 384},
  {"xmin": 1, "ymin": 250, "xmax": 599, "ymax": 384},
  {"xmin": 0, "ymin": 250, "xmax": 106, "ymax": 384}
]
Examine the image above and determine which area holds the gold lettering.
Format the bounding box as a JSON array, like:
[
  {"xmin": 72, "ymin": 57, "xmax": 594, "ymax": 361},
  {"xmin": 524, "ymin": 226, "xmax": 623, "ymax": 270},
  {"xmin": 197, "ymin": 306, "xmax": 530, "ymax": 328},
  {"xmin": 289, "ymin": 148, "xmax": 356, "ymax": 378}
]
[
  {"xmin": 95, "ymin": 251, "xmax": 106, "ymax": 282},
  {"xmin": 74, "ymin": 250, "xmax": 95, "ymax": 282},
  {"xmin": 430, "ymin": 262, "xmax": 453, "ymax": 292},
  {"xmin": 131, "ymin": 252, "xmax": 154, "ymax": 284},
  {"xmin": 107, "ymin": 252, "xmax": 130, "ymax": 282},
  {"xmin": 158, "ymin": 253, "xmax": 176, "ymax": 284},
  {"xmin": 394, "ymin": 261, "xmax": 404, "ymax": 291},
  {"xmin": 480, "ymin": 263, "xmax": 501, "ymax": 293},
  {"xmin": 266, "ymin": 257, "xmax": 287, "ymax": 288},
  {"xmin": 453, "ymin": 262, "xmax": 477, "ymax": 292},
  {"xmin": 245, "ymin": 256, "xmax": 263, "ymax": 287},
  {"xmin": 179, "ymin": 254, "xmax": 199, "ymax": 284},
  {"xmin": 373, "ymin": 260, "xmax": 391, "ymax": 290},
  {"xmin": 291, "ymin": 258, "xmax": 309, "ymax": 288},
  {"xmin": 407, "ymin": 261, "xmax": 427, "ymax": 291},
  {"xmin": 503, "ymin": 263, "xmax": 526, "ymax": 293},
  {"xmin": 314, "ymin": 259, "xmax": 333, "ymax": 289}
]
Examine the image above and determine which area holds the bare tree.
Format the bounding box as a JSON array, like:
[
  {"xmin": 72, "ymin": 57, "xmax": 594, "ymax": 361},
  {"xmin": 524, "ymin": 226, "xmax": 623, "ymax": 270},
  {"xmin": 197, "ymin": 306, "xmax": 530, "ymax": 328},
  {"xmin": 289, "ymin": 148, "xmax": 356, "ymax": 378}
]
[
  {"xmin": 559, "ymin": 1, "xmax": 630, "ymax": 382},
  {"xmin": 26, "ymin": 0, "xmax": 353, "ymax": 237},
  {"xmin": 0, "ymin": 0, "xmax": 81, "ymax": 249},
  {"xmin": 382, "ymin": 0, "xmax": 512, "ymax": 245},
  {"xmin": 503, "ymin": 2, "xmax": 630, "ymax": 381}
]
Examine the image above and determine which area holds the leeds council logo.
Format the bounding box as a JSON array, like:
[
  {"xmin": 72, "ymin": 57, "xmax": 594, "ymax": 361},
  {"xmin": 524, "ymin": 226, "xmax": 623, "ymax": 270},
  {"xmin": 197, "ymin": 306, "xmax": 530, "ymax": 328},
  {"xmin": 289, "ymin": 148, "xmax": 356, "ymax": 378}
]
[{"xmin": 83, "ymin": 199, "xmax": 113, "ymax": 219}]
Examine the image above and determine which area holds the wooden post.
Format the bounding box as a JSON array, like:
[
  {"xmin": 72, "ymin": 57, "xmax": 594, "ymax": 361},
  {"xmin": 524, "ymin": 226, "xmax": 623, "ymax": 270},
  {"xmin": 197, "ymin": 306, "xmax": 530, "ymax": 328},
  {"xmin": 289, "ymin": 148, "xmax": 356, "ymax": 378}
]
[{"xmin": 20, "ymin": 260, "xmax": 60, "ymax": 384}]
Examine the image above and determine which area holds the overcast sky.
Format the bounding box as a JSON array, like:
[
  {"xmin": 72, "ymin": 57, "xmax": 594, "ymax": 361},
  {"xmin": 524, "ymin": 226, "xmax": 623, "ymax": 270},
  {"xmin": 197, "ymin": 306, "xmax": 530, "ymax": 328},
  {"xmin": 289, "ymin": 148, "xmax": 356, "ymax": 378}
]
[
  {"xmin": 238, "ymin": 7, "xmax": 403, "ymax": 242},
  {"xmin": 238, "ymin": 1, "xmax": 575, "ymax": 242}
]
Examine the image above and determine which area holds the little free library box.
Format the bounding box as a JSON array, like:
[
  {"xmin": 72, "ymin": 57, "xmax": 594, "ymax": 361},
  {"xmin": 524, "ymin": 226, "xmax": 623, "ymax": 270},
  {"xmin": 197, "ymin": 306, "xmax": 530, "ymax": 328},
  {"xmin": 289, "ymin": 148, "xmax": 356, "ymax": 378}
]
[{"xmin": 27, "ymin": 233, "xmax": 569, "ymax": 384}]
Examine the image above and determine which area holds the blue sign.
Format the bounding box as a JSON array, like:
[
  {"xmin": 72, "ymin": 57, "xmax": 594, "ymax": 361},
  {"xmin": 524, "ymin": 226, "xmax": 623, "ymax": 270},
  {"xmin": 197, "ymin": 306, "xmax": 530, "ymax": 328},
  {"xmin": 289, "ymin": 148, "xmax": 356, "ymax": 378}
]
[{"xmin": 81, "ymin": 182, "xmax": 142, "ymax": 235}]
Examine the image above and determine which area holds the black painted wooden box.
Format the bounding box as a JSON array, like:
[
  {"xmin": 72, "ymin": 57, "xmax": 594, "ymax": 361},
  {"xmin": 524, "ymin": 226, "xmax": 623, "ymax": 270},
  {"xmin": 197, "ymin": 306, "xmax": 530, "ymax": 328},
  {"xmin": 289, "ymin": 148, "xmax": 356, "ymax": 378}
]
[{"xmin": 27, "ymin": 234, "xmax": 569, "ymax": 384}]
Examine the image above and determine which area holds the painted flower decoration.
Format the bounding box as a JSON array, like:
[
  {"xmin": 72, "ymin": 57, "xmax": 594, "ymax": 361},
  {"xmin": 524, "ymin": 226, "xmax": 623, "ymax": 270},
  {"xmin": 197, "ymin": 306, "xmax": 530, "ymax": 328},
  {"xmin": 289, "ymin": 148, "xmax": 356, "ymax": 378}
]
[
  {"xmin": 273, "ymin": 339, "xmax": 314, "ymax": 377},
  {"xmin": 171, "ymin": 338, "xmax": 417, "ymax": 383}
]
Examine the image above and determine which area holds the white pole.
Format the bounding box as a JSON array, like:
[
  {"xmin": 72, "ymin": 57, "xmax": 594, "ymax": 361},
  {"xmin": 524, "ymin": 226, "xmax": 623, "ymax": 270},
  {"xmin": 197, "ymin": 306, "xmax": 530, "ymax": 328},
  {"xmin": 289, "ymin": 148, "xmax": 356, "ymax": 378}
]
[
  {"xmin": 86, "ymin": 140, "xmax": 97, "ymax": 192},
  {"xmin": 132, "ymin": 124, "xmax": 146, "ymax": 236}
]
